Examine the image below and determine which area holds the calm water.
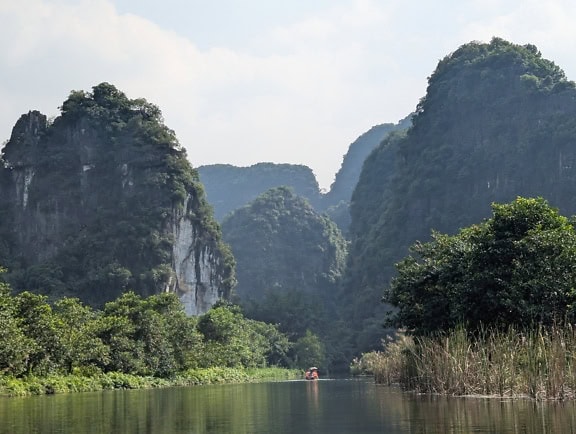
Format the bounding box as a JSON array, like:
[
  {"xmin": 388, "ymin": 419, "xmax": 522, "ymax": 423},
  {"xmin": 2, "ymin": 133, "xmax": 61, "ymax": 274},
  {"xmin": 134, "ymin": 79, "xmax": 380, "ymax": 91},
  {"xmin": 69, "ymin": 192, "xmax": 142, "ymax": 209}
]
[{"xmin": 1, "ymin": 378, "xmax": 576, "ymax": 433}]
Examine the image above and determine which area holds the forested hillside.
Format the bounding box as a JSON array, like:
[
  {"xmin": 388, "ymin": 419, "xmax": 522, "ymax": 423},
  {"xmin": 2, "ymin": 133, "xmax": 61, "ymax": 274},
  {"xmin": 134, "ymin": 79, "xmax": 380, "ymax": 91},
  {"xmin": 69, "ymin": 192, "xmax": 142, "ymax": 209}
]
[
  {"xmin": 321, "ymin": 117, "xmax": 411, "ymax": 232},
  {"xmin": 222, "ymin": 187, "xmax": 349, "ymax": 368},
  {"xmin": 197, "ymin": 120, "xmax": 411, "ymax": 234},
  {"xmin": 345, "ymin": 38, "xmax": 576, "ymax": 352},
  {"xmin": 0, "ymin": 83, "xmax": 234, "ymax": 312},
  {"xmin": 222, "ymin": 186, "xmax": 347, "ymax": 301},
  {"xmin": 197, "ymin": 163, "xmax": 322, "ymax": 221}
]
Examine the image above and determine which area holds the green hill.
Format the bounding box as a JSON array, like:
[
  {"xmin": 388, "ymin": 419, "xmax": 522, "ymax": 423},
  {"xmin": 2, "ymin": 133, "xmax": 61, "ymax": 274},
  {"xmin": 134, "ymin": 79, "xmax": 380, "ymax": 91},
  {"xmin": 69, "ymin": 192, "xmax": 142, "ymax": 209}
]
[
  {"xmin": 0, "ymin": 83, "xmax": 234, "ymax": 313},
  {"xmin": 197, "ymin": 163, "xmax": 322, "ymax": 221},
  {"xmin": 222, "ymin": 186, "xmax": 346, "ymax": 301},
  {"xmin": 321, "ymin": 117, "xmax": 411, "ymax": 232},
  {"xmin": 221, "ymin": 186, "xmax": 348, "ymax": 368},
  {"xmin": 345, "ymin": 38, "xmax": 576, "ymax": 351}
]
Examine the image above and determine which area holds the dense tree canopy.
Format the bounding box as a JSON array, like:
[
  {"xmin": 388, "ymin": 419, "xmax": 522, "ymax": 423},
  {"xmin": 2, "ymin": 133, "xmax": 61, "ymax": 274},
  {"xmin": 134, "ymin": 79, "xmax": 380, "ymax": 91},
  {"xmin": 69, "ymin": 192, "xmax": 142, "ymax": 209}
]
[
  {"xmin": 0, "ymin": 268, "xmax": 294, "ymax": 377},
  {"xmin": 344, "ymin": 38, "xmax": 576, "ymax": 352},
  {"xmin": 222, "ymin": 186, "xmax": 347, "ymax": 301},
  {"xmin": 221, "ymin": 186, "xmax": 350, "ymax": 370},
  {"xmin": 0, "ymin": 83, "xmax": 234, "ymax": 306},
  {"xmin": 387, "ymin": 197, "xmax": 576, "ymax": 335},
  {"xmin": 198, "ymin": 163, "xmax": 322, "ymax": 221}
]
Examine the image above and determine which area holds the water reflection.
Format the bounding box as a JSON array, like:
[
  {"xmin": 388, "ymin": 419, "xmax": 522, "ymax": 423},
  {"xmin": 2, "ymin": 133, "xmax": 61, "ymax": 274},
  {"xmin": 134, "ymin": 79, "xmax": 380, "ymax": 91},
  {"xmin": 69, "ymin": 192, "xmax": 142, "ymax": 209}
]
[
  {"xmin": 1, "ymin": 379, "xmax": 576, "ymax": 433},
  {"xmin": 306, "ymin": 380, "xmax": 319, "ymax": 411}
]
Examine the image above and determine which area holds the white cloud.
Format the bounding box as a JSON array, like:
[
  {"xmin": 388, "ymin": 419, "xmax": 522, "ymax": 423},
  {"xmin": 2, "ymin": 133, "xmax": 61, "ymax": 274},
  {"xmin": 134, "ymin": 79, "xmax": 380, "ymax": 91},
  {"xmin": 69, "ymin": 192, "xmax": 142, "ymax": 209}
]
[
  {"xmin": 3, "ymin": 0, "xmax": 576, "ymax": 188},
  {"xmin": 458, "ymin": 1, "xmax": 576, "ymax": 75}
]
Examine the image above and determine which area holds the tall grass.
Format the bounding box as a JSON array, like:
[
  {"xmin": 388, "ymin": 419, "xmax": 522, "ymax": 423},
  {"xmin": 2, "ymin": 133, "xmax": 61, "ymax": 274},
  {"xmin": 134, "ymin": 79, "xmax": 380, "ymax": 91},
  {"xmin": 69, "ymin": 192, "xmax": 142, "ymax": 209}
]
[{"xmin": 357, "ymin": 325, "xmax": 576, "ymax": 400}]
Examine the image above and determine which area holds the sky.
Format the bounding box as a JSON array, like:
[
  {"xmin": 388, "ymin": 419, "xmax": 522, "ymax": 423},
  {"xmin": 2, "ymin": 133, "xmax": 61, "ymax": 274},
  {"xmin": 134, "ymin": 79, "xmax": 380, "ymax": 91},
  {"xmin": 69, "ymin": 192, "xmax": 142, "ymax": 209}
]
[{"xmin": 2, "ymin": 1, "xmax": 576, "ymax": 190}]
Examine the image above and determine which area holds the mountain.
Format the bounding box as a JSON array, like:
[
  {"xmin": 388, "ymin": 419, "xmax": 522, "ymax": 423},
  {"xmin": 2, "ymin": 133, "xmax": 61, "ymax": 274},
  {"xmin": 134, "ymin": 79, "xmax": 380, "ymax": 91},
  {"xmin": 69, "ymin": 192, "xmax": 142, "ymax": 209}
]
[
  {"xmin": 320, "ymin": 117, "xmax": 411, "ymax": 232},
  {"xmin": 0, "ymin": 83, "xmax": 235, "ymax": 314},
  {"xmin": 197, "ymin": 119, "xmax": 411, "ymax": 234},
  {"xmin": 344, "ymin": 38, "xmax": 576, "ymax": 351},
  {"xmin": 222, "ymin": 186, "xmax": 347, "ymax": 301},
  {"xmin": 197, "ymin": 163, "xmax": 322, "ymax": 221},
  {"xmin": 221, "ymin": 186, "xmax": 348, "ymax": 367}
]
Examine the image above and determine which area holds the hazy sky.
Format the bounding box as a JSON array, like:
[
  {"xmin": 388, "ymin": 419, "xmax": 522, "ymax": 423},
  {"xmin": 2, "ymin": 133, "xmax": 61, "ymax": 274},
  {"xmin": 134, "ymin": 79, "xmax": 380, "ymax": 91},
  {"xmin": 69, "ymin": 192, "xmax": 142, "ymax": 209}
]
[{"xmin": 2, "ymin": 0, "xmax": 576, "ymax": 189}]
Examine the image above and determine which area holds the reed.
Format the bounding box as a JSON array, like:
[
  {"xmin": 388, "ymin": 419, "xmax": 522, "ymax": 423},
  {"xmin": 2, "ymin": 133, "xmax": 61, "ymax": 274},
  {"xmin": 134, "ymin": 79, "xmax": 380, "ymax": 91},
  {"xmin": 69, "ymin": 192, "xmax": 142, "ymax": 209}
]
[{"xmin": 363, "ymin": 324, "xmax": 576, "ymax": 400}]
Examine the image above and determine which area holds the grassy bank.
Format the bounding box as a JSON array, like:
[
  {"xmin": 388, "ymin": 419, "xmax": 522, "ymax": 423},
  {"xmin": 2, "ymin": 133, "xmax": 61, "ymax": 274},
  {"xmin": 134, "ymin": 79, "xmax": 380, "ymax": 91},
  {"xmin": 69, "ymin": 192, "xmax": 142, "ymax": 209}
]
[
  {"xmin": 354, "ymin": 325, "xmax": 576, "ymax": 400},
  {"xmin": 0, "ymin": 367, "xmax": 300, "ymax": 397}
]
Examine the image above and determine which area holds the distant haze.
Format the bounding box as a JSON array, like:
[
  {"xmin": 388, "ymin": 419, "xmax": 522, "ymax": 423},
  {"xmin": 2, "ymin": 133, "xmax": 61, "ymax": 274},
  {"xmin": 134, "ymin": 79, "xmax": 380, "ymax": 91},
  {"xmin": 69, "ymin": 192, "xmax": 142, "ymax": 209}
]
[{"xmin": 2, "ymin": 1, "xmax": 576, "ymax": 189}]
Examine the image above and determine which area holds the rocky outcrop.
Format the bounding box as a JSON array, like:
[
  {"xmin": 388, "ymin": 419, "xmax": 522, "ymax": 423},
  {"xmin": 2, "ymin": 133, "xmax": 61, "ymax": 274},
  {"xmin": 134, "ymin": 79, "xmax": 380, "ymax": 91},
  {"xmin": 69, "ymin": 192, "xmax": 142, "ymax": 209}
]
[
  {"xmin": 0, "ymin": 84, "xmax": 234, "ymax": 312},
  {"xmin": 170, "ymin": 197, "xmax": 229, "ymax": 315}
]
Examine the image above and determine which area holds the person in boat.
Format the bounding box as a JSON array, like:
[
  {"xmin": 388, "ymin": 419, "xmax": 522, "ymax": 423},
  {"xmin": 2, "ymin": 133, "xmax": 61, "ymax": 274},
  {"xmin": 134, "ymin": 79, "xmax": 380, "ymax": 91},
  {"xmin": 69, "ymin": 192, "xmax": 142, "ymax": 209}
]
[{"xmin": 305, "ymin": 367, "xmax": 319, "ymax": 380}]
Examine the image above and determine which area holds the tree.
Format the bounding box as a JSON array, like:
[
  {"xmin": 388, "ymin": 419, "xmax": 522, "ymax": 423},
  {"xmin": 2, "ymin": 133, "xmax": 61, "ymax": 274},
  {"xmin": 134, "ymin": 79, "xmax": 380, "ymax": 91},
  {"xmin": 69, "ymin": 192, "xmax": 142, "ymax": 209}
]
[
  {"xmin": 98, "ymin": 292, "xmax": 149, "ymax": 374},
  {"xmin": 292, "ymin": 330, "xmax": 326, "ymax": 369},
  {"xmin": 51, "ymin": 297, "xmax": 108, "ymax": 373},
  {"xmin": 13, "ymin": 291, "xmax": 61, "ymax": 375},
  {"xmin": 344, "ymin": 38, "xmax": 576, "ymax": 352},
  {"xmin": 0, "ymin": 273, "xmax": 35, "ymax": 376},
  {"xmin": 387, "ymin": 197, "xmax": 576, "ymax": 334},
  {"xmin": 196, "ymin": 302, "xmax": 292, "ymax": 368}
]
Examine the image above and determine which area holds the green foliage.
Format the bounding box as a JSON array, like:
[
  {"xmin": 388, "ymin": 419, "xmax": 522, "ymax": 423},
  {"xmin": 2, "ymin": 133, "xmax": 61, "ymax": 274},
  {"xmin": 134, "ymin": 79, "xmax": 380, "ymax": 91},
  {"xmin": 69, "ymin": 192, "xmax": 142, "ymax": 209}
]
[
  {"xmin": 13, "ymin": 291, "xmax": 61, "ymax": 375},
  {"xmin": 222, "ymin": 187, "xmax": 348, "ymax": 370},
  {"xmin": 345, "ymin": 38, "xmax": 576, "ymax": 353},
  {"xmin": 196, "ymin": 302, "xmax": 289, "ymax": 368},
  {"xmin": 0, "ymin": 367, "xmax": 299, "ymax": 397},
  {"xmin": 292, "ymin": 330, "xmax": 326, "ymax": 369},
  {"xmin": 0, "ymin": 275, "xmax": 294, "ymax": 381},
  {"xmin": 99, "ymin": 291, "xmax": 197, "ymax": 377},
  {"xmin": 0, "ymin": 275, "xmax": 35, "ymax": 376},
  {"xmin": 0, "ymin": 82, "xmax": 234, "ymax": 306},
  {"xmin": 242, "ymin": 290, "xmax": 327, "ymax": 340},
  {"xmin": 223, "ymin": 186, "xmax": 347, "ymax": 300},
  {"xmin": 51, "ymin": 297, "xmax": 108, "ymax": 373},
  {"xmin": 387, "ymin": 197, "xmax": 576, "ymax": 334},
  {"xmin": 198, "ymin": 163, "xmax": 322, "ymax": 221}
]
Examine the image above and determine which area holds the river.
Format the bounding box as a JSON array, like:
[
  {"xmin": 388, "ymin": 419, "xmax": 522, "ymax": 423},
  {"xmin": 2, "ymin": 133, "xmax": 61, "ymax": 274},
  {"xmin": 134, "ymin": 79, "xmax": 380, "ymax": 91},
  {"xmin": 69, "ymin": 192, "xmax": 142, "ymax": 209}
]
[{"xmin": 1, "ymin": 378, "xmax": 576, "ymax": 433}]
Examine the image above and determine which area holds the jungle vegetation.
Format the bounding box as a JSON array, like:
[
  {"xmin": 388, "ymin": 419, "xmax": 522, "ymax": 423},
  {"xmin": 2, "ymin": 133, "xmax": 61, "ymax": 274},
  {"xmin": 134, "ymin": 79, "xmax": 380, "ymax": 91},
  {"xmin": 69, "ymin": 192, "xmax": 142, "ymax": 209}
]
[
  {"xmin": 6, "ymin": 37, "xmax": 576, "ymax": 382},
  {"xmin": 344, "ymin": 37, "xmax": 576, "ymax": 353},
  {"xmin": 0, "ymin": 268, "xmax": 316, "ymax": 384},
  {"xmin": 222, "ymin": 187, "xmax": 349, "ymax": 369},
  {"xmin": 356, "ymin": 198, "xmax": 576, "ymax": 399},
  {"xmin": 0, "ymin": 83, "xmax": 234, "ymax": 306},
  {"xmin": 387, "ymin": 197, "xmax": 576, "ymax": 335},
  {"xmin": 198, "ymin": 163, "xmax": 322, "ymax": 221}
]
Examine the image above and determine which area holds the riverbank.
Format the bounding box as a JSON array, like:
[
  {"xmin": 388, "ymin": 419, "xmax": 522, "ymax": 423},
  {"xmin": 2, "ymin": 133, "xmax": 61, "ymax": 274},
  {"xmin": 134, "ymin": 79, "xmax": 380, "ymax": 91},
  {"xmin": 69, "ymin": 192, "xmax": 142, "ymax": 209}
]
[
  {"xmin": 355, "ymin": 326, "xmax": 576, "ymax": 400},
  {"xmin": 0, "ymin": 366, "xmax": 300, "ymax": 397}
]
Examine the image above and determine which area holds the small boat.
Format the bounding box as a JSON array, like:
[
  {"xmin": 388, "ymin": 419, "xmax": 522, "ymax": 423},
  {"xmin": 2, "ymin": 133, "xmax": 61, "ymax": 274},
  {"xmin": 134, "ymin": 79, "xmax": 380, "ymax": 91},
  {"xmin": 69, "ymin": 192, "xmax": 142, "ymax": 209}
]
[{"xmin": 305, "ymin": 367, "xmax": 319, "ymax": 380}]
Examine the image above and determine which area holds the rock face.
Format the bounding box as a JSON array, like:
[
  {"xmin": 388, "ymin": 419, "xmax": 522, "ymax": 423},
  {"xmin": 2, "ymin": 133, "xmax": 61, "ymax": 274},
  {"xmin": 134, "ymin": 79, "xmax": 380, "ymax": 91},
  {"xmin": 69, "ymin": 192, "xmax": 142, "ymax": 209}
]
[
  {"xmin": 344, "ymin": 38, "xmax": 576, "ymax": 351},
  {"xmin": 319, "ymin": 117, "xmax": 411, "ymax": 232},
  {"xmin": 170, "ymin": 196, "xmax": 230, "ymax": 315},
  {"xmin": 0, "ymin": 84, "xmax": 235, "ymax": 313},
  {"xmin": 322, "ymin": 116, "xmax": 411, "ymax": 209}
]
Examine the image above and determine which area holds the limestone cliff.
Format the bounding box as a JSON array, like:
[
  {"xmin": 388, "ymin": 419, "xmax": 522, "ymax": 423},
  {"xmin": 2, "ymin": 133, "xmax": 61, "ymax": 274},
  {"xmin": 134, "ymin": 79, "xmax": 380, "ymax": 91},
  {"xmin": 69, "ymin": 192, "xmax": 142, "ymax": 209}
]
[
  {"xmin": 170, "ymin": 195, "xmax": 234, "ymax": 315},
  {"xmin": 0, "ymin": 83, "xmax": 235, "ymax": 313},
  {"xmin": 345, "ymin": 38, "xmax": 576, "ymax": 351}
]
